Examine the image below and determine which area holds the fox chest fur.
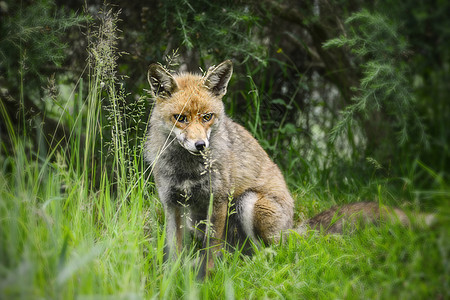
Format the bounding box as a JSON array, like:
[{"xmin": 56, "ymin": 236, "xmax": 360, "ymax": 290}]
[{"xmin": 146, "ymin": 115, "xmax": 231, "ymax": 210}]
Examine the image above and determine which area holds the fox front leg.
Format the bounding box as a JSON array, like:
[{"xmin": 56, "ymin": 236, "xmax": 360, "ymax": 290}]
[
  {"xmin": 163, "ymin": 204, "xmax": 183, "ymax": 261},
  {"xmin": 198, "ymin": 199, "xmax": 228, "ymax": 279}
]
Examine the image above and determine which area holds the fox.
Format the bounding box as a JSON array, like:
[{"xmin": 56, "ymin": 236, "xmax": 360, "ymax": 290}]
[{"xmin": 144, "ymin": 60, "xmax": 428, "ymax": 278}]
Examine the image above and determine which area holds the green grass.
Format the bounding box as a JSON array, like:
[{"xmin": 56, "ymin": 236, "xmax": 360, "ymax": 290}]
[{"xmin": 0, "ymin": 144, "xmax": 447, "ymax": 299}]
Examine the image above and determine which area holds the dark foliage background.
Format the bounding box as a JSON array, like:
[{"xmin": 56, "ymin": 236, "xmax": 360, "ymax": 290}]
[{"xmin": 1, "ymin": 0, "xmax": 448, "ymax": 206}]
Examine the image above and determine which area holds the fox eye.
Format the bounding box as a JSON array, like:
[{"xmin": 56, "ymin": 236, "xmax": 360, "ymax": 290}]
[
  {"xmin": 202, "ymin": 113, "xmax": 213, "ymax": 122},
  {"xmin": 173, "ymin": 114, "xmax": 187, "ymax": 123}
]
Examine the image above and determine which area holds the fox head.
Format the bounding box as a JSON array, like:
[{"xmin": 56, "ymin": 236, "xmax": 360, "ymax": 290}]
[{"xmin": 148, "ymin": 60, "xmax": 233, "ymax": 153}]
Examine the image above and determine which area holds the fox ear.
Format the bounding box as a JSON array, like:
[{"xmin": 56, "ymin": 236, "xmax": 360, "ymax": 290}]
[
  {"xmin": 147, "ymin": 64, "xmax": 179, "ymax": 98},
  {"xmin": 204, "ymin": 60, "xmax": 233, "ymax": 97}
]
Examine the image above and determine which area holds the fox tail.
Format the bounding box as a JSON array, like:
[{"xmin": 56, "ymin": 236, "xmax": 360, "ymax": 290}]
[{"xmin": 292, "ymin": 201, "xmax": 436, "ymax": 236}]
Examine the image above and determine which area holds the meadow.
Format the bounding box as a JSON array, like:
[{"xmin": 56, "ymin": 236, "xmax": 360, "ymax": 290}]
[{"xmin": 1, "ymin": 113, "xmax": 447, "ymax": 299}]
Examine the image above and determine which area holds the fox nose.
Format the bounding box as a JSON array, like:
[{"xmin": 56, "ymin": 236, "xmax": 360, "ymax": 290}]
[{"xmin": 195, "ymin": 141, "xmax": 206, "ymax": 151}]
